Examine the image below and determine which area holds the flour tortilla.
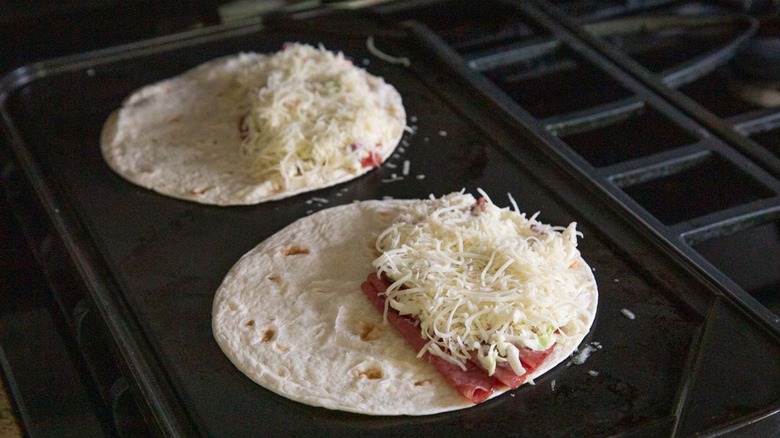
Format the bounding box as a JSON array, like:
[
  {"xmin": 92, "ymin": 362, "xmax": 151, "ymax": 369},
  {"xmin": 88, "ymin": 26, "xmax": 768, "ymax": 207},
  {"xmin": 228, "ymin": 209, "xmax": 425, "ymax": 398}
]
[
  {"xmin": 212, "ymin": 200, "xmax": 598, "ymax": 415},
  {"xmin": 100, "ymin": 50, "xmax": 405, "ymax": 205}
]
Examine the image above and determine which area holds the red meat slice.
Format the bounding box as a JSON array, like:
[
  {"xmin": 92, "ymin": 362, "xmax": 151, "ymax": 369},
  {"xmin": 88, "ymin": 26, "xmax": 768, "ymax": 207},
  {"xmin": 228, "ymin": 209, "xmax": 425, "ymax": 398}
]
[
  {"xmin": 519, "ymin": 345, "xmax": 556, "ymax": 371},
  {"xmin": 485, "ymin": 343, "xmax": 556, "ymax": 389},
  {"xmin": 361, "ymin": 273, "xmax": 558, "ymax": 401},
  {"xmin": 361, "ymin": 273, "xmax": 501, "ymax": 403}
]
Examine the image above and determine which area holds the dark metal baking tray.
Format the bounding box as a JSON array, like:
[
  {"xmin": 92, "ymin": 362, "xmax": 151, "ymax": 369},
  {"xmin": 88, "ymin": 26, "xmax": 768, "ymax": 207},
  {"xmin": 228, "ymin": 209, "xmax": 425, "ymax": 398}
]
[{"xmin": 2, "ymin": 11, "xmax": 779, "ymax": 437}]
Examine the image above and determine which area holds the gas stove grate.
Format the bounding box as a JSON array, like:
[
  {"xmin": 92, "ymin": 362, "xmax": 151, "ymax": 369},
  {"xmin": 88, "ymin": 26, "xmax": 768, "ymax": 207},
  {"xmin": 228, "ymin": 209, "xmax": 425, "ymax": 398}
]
[{"xmin": 383, "ymin": 0, "xmax": 780, "ymax": 329}]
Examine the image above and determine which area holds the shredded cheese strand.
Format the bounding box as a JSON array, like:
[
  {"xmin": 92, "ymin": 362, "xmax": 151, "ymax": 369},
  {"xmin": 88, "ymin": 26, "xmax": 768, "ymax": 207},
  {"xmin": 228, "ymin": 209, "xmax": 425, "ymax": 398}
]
[{"xmin": 366, "ymin": 36, "xmax": 411, "ymax": 67}]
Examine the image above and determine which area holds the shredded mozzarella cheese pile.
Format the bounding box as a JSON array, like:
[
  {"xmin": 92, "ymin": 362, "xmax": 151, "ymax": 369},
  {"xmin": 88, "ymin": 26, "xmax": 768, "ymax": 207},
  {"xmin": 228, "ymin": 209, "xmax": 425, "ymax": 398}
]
[
  {"xmin": 238, "ymin": 43, "xmax": 399, "ymax": 189},
  {"xmin": 372, "ymin": 190, "xmax": 593, "ymax": 376}
]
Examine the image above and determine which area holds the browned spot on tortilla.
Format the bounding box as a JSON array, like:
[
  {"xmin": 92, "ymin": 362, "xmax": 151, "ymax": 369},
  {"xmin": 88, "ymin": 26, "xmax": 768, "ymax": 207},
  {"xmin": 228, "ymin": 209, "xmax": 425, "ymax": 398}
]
[
  {"xmin": 414, "ymin": 379, "xmax": 432, "ymax": 386},
  {"xmin": 245, "ymin": 320, "xmax": 255, "ymax": 327},
  {"xmin": 274, "ymin": 343, "xmax": 289, "ymax": 353},
  {"xmin": 367, "ymin": 237, "xmax": 377, "ymax": 250},
  {"xmin": 355, "ymin": 320, "xmax": 383, "ymax": 341},
  {"xmin": 280, "ymin": 245, "xmax": 310, "ymax": 256},
  {"xmin": 569, "ymin": 260, "xmax": 579, "ymax": 268},
  {"xmin": 192, "ymin": 186, "xmax": 211, "ymax": 195},
  {"xmin": 266, "ymin": 274, "xmax": 280, "ymax": 282},
  {"xmin": 261, "ymin": 329, "xmax": 276, "ymax": 342},
  {"xmin": 358, "ymin": 368, "xmax": 383, "ymax": 380},
  {"xmin": 169, "ymin": 115, "xmax": 182, "ymax": 123}
]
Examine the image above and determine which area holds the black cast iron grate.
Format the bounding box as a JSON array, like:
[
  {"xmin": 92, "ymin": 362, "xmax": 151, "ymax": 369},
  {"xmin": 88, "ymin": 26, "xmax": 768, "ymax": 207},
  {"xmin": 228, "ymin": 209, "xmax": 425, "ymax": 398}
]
[{"xmin": 376, "ymin": 0, "xmax": 780, "ymax": 332}]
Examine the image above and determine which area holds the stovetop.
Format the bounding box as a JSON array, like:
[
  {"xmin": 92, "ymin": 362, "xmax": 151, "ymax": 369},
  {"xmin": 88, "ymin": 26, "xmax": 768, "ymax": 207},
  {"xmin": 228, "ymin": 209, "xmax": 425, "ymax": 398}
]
[{"xmin": 1, "ymin": 1, "xmax": 779, "ymax": 436}]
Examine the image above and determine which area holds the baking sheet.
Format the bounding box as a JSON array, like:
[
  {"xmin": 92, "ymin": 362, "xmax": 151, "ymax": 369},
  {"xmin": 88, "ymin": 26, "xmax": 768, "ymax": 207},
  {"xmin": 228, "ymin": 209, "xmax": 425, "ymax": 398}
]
[{"xmin": 1, "ymin": 13, "xmax": 778, "ymax": 436}]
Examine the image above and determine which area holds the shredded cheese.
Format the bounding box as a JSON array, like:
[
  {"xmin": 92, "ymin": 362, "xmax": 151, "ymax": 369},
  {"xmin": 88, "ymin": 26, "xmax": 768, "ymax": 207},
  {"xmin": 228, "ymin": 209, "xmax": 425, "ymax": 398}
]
[
  {"xmin": 366, "ymin": 36, "xmax": 411, "ymax": 67},
  {"xmin": 238, "ymin": 43, "xmax": 402, "ymax": 190},
  {"xmin": 372, "ymin": 190, "xmax": 593, "ymax": 376}
]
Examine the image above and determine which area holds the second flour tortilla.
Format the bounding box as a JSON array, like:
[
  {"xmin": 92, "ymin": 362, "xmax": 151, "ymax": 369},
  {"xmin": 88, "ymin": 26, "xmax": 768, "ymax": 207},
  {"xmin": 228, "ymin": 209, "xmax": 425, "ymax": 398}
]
[
  {"xmin": 212, "ymin": 199, "xmax": 598, "ymax": 415},
  {"xmin": 101, "ymin": 45, "xmax": 405, "ymax": 206}
]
